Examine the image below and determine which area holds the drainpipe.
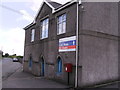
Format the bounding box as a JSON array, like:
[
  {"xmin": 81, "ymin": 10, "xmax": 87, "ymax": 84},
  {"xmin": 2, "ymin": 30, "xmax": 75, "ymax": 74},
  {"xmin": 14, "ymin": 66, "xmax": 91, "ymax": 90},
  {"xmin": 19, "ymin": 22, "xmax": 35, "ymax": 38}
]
[{"xmin": 75, "ymin": 0, "xmax": 81, "ymax": 88}]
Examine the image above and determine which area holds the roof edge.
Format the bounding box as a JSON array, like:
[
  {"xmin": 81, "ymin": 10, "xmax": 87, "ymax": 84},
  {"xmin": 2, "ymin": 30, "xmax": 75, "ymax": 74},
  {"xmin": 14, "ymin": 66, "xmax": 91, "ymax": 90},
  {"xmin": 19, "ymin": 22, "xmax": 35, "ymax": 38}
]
[
  {"xmin": 34, "ymin": 0, "xmax": 55, "ymax": 20},
  {"xmin": 23, "ymin": 22, "xmax": 36, "ymax": 30},
  {"xmin": 54, "ymin": 0, "xmax": 81, "ymax": 13},
  {"xmin": 24, "ymin": 0, "xmax": 82, "ymax": 30}
]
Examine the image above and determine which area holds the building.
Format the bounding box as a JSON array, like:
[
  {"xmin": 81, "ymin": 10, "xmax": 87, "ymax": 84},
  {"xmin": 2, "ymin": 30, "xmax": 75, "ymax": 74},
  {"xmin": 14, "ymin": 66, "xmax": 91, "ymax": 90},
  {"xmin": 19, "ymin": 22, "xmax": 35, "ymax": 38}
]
[
  {"xmin": 0, "ymin": 50, "xmax": 3, "ymax": 60},
  {"xmin": 23, "ymin": 0, "xmax": 119, "ymax": 87}
]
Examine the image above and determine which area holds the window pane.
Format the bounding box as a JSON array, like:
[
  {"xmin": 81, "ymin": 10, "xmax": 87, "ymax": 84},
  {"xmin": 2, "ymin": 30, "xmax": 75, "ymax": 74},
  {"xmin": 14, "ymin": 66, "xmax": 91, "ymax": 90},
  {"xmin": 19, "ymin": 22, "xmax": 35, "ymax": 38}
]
[
  {"xmin": 63, "ymin": 22, "xmax": 66, "ymax": 33},
  {"xmin": 42, "ymin": 30, "xmax": 44, "ymax": 39},
  {"xmin": 46, "ymin": 19, "xmax": 48, "ymax": 24},
  {"xmin": 44, "ymin": 23, "xmax": 48, "ymax": 38},
  {"xmin": 46, "ymin": 24, "xmax": 48, "ymax": 37},
  {"xmin": 58, "ymin": 16, "xmax": 62, "ymax": 23},
  {"xmin": 63, "ymin": 14, "xmax": 66, "ymax": 21},
  {"xmin": 43, "ymin": 30, "xmax": 45, "ymax": 38},
  {"xmin": 45, "ymin": 29, "xmax": 47, "ymax": 38},
  {"xmin": 46, "ymin": 29, "xmax": 48, "ymax": 38},
  {"xmin": 46, "ymin": 24, "xmax": 48, "ymax": 31},
  {"xmin": 42, "ymin": 25, "xmax": 45, "ymax": 31},
  {"xmin": 59, "ymin": 23, "xmax": 62, "ymax": 34},
  {"xmin": 31, "ymin": 29, "xmax": 35, "ymax": 42},
  {"xmin": 43, "ymin": 20, "xmax": 45, "ymax": 26}
]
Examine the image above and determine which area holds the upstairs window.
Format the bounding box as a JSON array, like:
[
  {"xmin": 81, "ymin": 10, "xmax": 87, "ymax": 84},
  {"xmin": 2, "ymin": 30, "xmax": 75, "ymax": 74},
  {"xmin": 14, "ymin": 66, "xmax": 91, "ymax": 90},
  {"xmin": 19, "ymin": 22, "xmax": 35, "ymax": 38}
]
[
  {"xmin": 41, "ymin": 18, "xmax": 49, "ymax": 39},
  {"xmin": 57, "ymin": 14, "xmax": 66, "ymax": 35},
  {"xmin": 31, "ymin": 29, "xmax": 35, "ymax": 42}
]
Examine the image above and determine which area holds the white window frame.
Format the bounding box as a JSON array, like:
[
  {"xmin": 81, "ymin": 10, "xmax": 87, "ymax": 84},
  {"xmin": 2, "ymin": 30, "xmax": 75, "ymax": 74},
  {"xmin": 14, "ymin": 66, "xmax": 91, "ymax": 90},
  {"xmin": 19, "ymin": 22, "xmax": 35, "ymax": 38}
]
[
  {"xmin": 31, "ymin": 29, "xmax": 35, "ymax": 42},
  {"xmin": 57, "ymin": 14, "xmax": 66, "ymax": 35},
  {"xmin": 41, "ymin": 18, "xmax": 49, "ymax": 39}
]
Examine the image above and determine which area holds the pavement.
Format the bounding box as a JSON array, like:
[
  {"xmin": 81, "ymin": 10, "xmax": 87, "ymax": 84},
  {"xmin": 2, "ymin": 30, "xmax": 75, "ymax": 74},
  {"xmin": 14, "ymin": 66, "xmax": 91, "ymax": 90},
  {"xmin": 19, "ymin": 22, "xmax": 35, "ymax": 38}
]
[{"xmin": 2, "ymin": 66, "xmax": 70, "ymax": 89}]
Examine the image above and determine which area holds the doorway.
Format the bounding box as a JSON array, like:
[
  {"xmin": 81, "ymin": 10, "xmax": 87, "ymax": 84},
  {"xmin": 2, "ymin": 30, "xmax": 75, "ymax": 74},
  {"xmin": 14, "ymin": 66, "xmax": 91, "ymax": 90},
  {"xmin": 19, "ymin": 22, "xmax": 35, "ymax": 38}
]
[
  {"xmin": 57, "ymin": 57, "xmax": 62, "ymax": 74},
  {"xmin": 29, "ymin": 55, "xmax": 32, "ymax": 70},
  {"xmin": 40, "ymin": 57, "xmax": 45, "ymax": 76}
]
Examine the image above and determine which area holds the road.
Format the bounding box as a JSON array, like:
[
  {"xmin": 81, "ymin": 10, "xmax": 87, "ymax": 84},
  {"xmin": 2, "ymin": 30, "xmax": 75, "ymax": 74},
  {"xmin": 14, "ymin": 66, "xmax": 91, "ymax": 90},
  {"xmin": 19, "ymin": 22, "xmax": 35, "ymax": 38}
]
[{"xmin": 2, "ymin": 58, "xmax": 22, "ymax": 81}]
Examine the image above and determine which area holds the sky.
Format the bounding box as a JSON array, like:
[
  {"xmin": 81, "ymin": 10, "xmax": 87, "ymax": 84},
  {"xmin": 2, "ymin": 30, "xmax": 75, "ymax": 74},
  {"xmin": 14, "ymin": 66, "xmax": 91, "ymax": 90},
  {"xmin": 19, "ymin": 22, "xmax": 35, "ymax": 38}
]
[{"xmin": 0, "ymin": 0, "xmax": 70, "ymax": 56}]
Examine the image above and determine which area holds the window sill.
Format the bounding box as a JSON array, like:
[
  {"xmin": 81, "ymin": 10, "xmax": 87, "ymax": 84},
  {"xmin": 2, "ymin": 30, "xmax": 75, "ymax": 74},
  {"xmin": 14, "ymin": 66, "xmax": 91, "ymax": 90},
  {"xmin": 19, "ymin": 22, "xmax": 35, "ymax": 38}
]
[
  {"xmin": 30, "ymin": 41, "xmax": 34, "ymax": 43},
  {"xmin": 39, "ymin": 38, "xmax": 49, "ymax": 42},
  {"xmin": 40, "ymin": 37, "xmax": 48, "ymax": 40},
  {"xmin": 57, "ymin": 32, "xmax": 66, "ymax": 35}
]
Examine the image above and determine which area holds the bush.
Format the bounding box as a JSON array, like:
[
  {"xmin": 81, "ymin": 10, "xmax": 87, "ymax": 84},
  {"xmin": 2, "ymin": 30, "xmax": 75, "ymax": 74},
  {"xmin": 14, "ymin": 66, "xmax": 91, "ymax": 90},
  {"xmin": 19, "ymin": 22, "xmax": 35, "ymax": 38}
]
[
  {"xmin": 8, "ymin": 55, "xmax": 13, "ymax": 58},
  {"xmin": 17, "ymin": 56, "xmax": 23, "ymax": 58}
]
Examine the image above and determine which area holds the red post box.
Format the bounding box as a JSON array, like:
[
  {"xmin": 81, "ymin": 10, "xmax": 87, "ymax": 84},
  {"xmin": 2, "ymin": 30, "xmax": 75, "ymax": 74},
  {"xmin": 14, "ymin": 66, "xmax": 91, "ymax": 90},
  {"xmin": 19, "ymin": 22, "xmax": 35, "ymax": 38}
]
[{"xmin": 65, "ymin": 63, "xmax": 72, "ymax": 72}]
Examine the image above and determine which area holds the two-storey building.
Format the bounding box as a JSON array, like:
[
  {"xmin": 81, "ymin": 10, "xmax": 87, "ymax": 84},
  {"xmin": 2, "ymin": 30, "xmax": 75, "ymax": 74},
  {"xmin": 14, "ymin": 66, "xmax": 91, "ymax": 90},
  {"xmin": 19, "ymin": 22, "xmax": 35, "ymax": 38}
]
[{"xmin": 23, "ymin": 0, "xmax": 119, "ymax": 87}]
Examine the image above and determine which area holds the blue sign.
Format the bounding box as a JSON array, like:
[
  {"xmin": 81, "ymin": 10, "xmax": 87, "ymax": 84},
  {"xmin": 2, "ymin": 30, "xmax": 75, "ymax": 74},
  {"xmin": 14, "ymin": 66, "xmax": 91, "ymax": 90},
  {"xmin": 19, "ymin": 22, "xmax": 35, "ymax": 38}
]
[{"xmin": 59, "ymin": 36, "xmax": 76, "ymax": 52}]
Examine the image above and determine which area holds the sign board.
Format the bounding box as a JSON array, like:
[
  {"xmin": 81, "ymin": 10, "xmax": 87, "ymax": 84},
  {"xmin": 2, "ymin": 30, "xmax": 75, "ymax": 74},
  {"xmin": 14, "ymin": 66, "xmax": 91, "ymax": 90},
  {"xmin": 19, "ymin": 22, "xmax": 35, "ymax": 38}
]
[{"xmin": 59, "ymin": 36, "xmax": 76, "ymax": 52}]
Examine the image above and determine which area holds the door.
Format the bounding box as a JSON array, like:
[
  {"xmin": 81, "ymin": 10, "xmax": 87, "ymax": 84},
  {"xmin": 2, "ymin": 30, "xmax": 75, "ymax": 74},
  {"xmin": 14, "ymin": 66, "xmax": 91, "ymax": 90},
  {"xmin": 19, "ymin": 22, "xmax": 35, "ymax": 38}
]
[
  {"xmin": 40, "ymin": 57, "xmax": 44, "ymax": 76},
  {"xmin": 29, "ymin": 56, "xmax": 32, "ymax": 70},
  {"xmin": 57, "ymin": 57, "xmax": 62, "ymax": 74},
  {"xmin": 41, "ymin": 59, "xmax": 44, "ymax": 76}
]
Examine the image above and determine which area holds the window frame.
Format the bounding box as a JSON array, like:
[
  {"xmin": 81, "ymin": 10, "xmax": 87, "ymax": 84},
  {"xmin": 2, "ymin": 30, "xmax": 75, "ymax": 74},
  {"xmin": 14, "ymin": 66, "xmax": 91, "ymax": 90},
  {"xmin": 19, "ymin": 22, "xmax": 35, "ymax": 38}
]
[
  {"xmin": 40, "ymin": 18, "xmax": 49, "ymax": 39},
  {"xmin": 57, "ymin": 14, "xmax": 66, "ymax": 35}
]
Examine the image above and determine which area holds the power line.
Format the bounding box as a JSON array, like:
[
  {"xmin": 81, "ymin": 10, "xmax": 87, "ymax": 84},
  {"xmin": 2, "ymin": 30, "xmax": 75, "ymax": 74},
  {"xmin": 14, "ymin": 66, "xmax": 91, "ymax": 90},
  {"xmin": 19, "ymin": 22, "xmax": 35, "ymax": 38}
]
[{"xmin": 0, "ymin": 4, "xmax": 23, "ymax": 15}]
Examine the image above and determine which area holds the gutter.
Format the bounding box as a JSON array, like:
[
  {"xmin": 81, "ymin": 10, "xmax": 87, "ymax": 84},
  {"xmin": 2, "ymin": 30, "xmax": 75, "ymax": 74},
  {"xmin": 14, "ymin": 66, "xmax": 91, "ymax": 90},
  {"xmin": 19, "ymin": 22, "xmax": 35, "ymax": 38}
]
[
  {"xmin": 23, "ymin": 22, "xmax": 36, "ymax": 30},
  {"xmin": 75, "ymin": 0, "xmax": 81, "ymax": 88}
]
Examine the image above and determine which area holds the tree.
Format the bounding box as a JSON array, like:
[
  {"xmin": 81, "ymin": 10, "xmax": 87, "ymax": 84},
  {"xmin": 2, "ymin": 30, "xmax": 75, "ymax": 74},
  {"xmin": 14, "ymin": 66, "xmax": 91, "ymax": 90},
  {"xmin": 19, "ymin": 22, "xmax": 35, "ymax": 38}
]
[{"xmin": 4, "ymin": 53, "xmax": 9, "ymax": 57}]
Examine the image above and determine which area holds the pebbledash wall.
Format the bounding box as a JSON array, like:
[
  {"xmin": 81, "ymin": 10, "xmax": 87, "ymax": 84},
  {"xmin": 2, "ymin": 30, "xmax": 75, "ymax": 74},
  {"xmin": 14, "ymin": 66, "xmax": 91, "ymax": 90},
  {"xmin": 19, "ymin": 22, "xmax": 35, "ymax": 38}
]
[{"xmin": 23, "ymin": 0, "xmax": 119, "ymax": 87}]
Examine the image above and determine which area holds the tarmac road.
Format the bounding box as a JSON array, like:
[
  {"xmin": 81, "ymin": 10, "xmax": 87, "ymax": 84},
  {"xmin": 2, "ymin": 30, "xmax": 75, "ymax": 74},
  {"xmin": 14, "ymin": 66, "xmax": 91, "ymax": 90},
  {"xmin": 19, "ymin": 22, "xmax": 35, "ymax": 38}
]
[{"xmin": 2, "ymin": 58, "xmax": 22, "ymax": 81}]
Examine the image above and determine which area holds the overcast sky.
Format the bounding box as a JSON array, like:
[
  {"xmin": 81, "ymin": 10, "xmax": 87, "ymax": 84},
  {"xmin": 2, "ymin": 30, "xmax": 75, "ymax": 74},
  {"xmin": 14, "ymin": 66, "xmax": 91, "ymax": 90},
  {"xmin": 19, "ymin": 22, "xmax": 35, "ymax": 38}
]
[{"xmin": 0, "ymin": 0, "xmax": 71, "ymax": 56}]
